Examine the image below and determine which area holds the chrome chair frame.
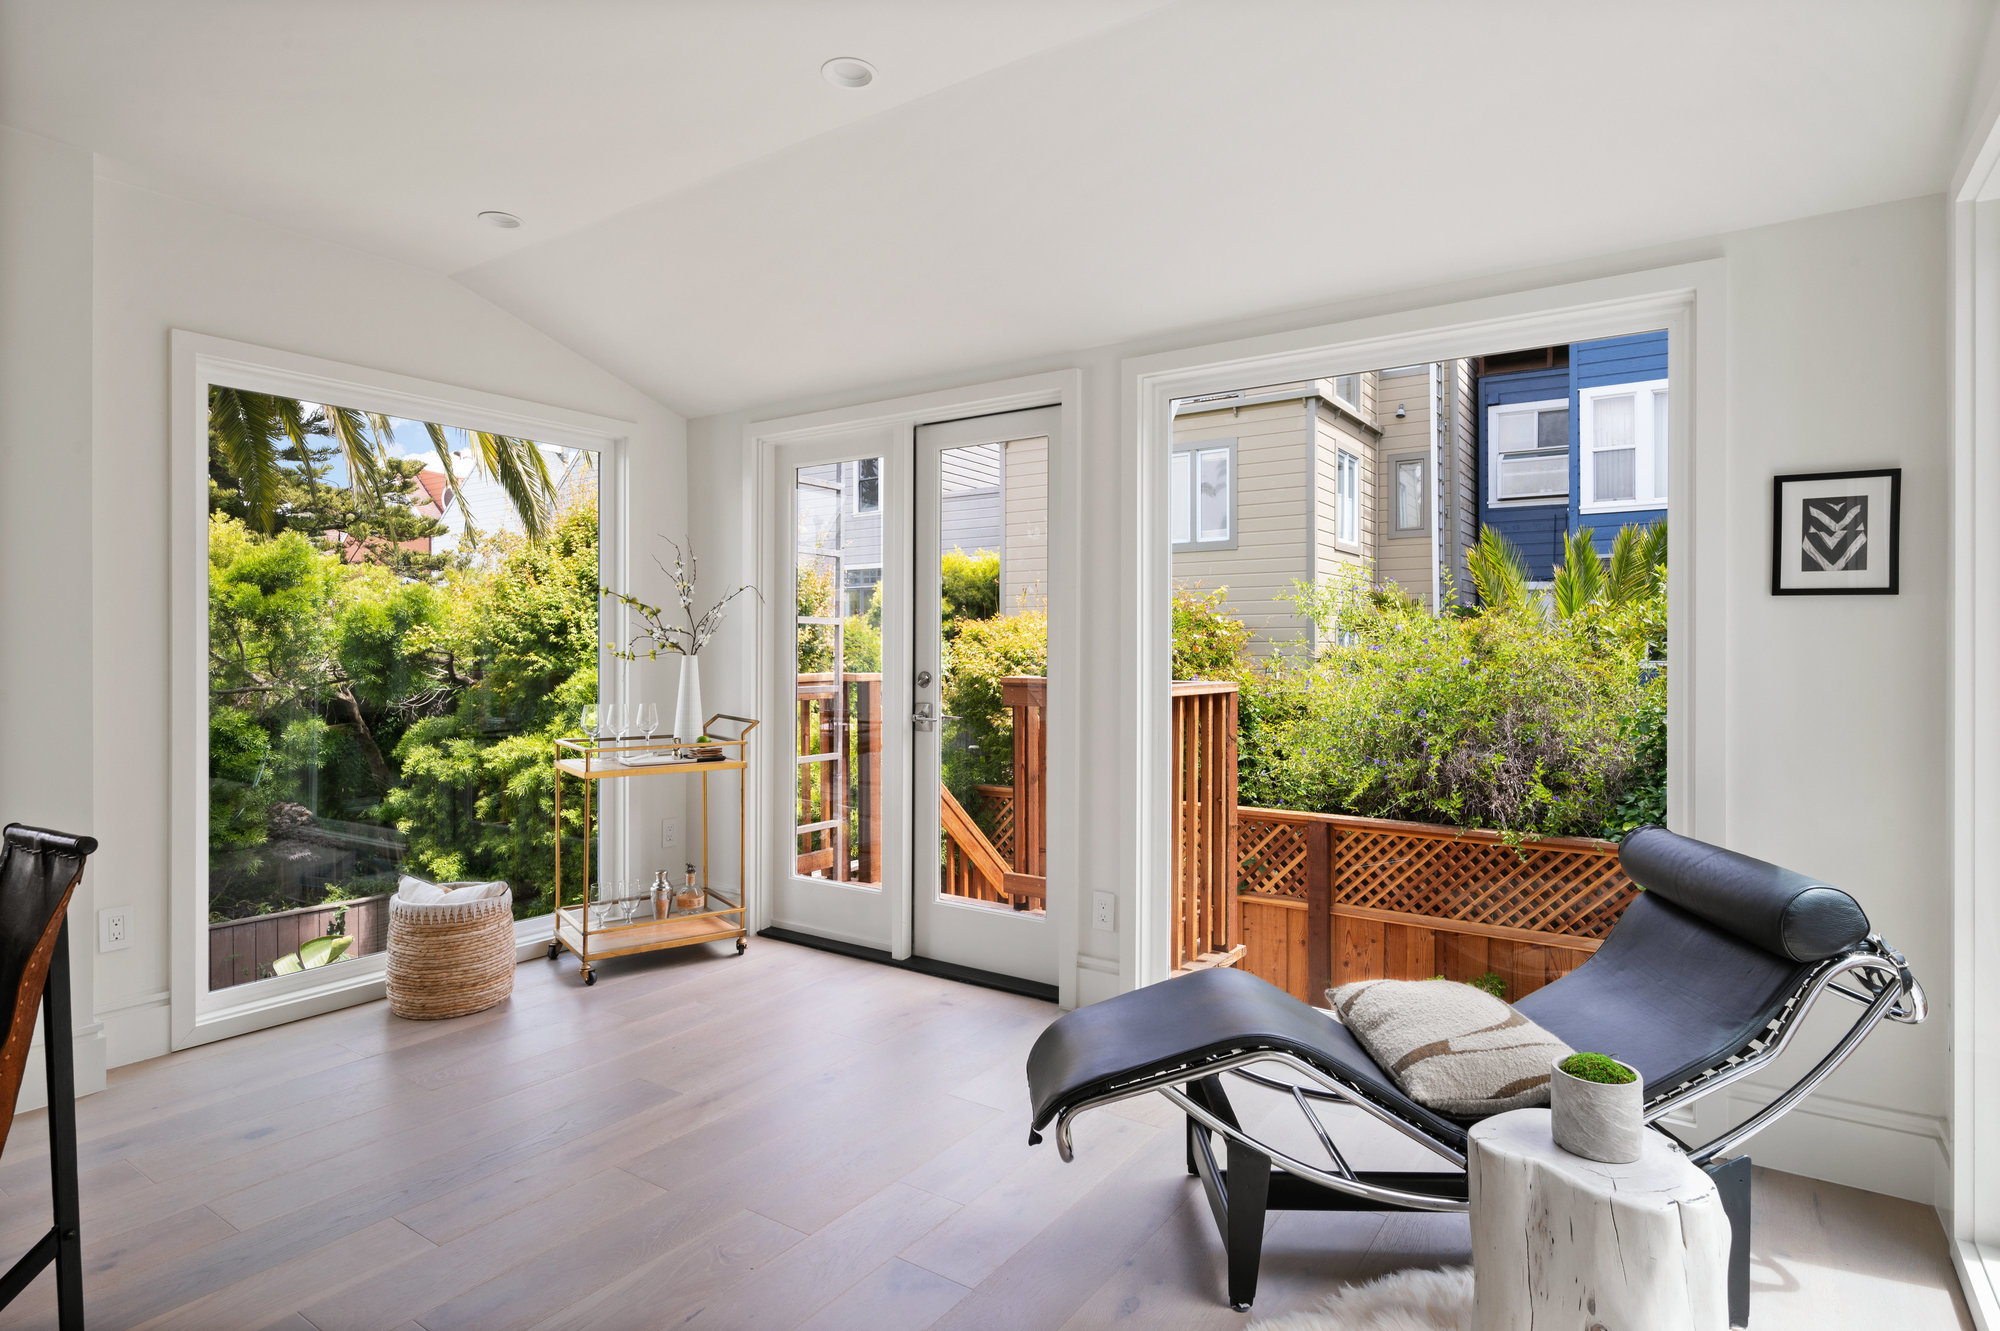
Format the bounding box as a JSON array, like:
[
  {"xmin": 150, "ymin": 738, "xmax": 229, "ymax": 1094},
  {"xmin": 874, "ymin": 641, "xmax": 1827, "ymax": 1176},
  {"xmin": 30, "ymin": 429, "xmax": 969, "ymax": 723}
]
[{"xmin": 1041, "ymin": 933, "xmax": 1925, "ymax": 1317}]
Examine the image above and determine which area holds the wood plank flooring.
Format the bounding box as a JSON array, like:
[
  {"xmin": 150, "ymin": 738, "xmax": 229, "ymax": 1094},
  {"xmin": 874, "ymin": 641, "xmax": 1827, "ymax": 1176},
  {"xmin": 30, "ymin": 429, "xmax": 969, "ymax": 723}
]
[{"xmin": 0, "ymin": 938, "xmax": 1973, "ymax": 1329}]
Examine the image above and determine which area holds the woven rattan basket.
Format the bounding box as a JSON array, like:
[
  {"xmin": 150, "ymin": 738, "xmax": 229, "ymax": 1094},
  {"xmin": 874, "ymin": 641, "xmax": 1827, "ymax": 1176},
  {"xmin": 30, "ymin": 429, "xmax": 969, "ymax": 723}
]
[{"xmin": 386, "ymin": 889, "xmax": 515, "ymax": 1020}]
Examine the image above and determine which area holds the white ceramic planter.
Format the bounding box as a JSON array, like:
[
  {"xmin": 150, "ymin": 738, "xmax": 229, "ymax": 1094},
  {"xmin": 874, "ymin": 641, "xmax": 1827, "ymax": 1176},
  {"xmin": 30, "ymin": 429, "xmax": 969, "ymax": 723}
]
[
  {"xmin": 1549, "ymin": 1056, "xmax": 1644, "ymax": 1163},
  {"xmin": 673, "ymin": 655, "xmax": 705, "ymax": 742}
]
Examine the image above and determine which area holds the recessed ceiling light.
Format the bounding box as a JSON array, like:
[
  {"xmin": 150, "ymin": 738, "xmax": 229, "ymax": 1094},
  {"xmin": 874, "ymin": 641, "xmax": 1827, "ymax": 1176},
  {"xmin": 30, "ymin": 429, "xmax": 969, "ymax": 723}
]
[
  {"xmin": 478, "ymin": 210, "xmax": 523, "ymax": 229},
  {"xmin": 821, "ymin": 57, "xmax": 875, "ymax": 89}
]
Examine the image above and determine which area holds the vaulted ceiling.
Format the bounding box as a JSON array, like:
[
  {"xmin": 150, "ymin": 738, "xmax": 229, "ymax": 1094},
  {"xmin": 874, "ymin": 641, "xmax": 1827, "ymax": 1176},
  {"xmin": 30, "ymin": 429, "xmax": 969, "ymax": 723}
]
[{"xmin": 4, "ymin": 0, "xmax": 1991, "ymax": 416}]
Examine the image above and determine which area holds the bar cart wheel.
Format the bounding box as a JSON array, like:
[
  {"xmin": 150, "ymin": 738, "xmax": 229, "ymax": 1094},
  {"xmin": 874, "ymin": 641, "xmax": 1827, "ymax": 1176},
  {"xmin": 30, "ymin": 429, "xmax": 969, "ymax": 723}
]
[
  {"xmin": 736, "ymin": 939, "xmax": 747, "ymax": 955},
  {"xmin": 546, "ymin": 940, "xmax": 560, "ymax": 960},
  {"xmin": 581, "ymin": 967, "xmax": 596, "ymax": 986}
]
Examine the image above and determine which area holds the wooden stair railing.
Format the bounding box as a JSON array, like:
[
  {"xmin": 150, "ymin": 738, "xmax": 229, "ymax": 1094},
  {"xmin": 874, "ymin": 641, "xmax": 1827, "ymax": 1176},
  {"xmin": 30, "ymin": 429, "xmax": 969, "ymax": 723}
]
[
  {"xmin": 940, "ymin": 784, "xmax": 1043, "ymax": 909},
  {"xmin": 1172, "ymin": 680, "xmax": 1243, "ymax": 975}
]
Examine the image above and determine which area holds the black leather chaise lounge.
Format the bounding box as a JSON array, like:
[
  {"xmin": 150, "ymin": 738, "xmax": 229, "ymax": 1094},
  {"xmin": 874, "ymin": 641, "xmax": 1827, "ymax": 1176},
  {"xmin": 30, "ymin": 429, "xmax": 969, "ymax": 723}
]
[{"xmin": 1024, "ymin": 826, "xmax": 1926, "ymax": 1324}]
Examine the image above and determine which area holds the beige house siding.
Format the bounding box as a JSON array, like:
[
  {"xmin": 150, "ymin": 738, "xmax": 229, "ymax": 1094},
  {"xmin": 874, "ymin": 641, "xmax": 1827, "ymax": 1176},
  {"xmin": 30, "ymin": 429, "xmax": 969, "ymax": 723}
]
[
  {"xmin": 1373, "ymin": 368, "xmax": 1434, "ymax": 605},
  {"xmin": 1312, "ymin": 399, "xmax": 1376, "ymax": 585},
  {"xmin": 1000, "ymin": 434, "xmax": 1049, "ymax": 612},
  {"xmin": 1444, "ymin": 358, "xmax": 1479, "ymax": 606},
  {"xmin": 1172, "ymin": 398, "xmax": 1316, "ymax": 654}
]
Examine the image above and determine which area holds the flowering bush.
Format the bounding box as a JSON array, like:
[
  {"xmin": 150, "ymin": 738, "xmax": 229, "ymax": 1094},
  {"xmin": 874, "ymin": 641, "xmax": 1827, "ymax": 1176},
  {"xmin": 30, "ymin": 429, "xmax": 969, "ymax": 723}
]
[{"xmin": 1237, "ymin": 562, "xmax": 1664, "ymax": 839}]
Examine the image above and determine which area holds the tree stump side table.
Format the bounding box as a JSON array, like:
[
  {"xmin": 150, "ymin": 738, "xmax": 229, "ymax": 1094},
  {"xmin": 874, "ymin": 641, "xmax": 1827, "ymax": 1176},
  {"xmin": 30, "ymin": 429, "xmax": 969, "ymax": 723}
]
[{"xmin": 1469, "ymin": 1108, "xmax": 1732, "ymax": 1331}]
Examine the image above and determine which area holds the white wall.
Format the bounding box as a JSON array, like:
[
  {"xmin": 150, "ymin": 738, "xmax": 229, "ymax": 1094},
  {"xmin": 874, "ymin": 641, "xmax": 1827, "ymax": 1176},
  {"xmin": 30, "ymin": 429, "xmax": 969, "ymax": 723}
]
[
  {"xmin": 0, "ymin": 125, "xmax": 102, "ymax": 1105},
  {"xmin": 687, "ymin": 193, "xmax": 1953, "ymax": 1205},
  {"xmin": 87, "ymin": 173, "xmax": 685, "ymax": 1069}
]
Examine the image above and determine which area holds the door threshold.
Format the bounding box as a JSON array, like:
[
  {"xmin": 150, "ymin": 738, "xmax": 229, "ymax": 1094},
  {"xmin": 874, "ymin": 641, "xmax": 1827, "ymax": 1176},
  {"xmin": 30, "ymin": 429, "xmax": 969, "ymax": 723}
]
[{"xmin": 757, "ymin": 927, "xmax": 1059, "ymax": 1003}]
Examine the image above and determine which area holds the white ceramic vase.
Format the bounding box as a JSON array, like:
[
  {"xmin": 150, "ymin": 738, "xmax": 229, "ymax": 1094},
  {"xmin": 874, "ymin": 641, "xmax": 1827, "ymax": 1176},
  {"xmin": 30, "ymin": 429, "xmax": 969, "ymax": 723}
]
[
  {"xmin": 673, "ymin": 654, "xmax": 705, "ymax": 742},
  {"xmin": 1549, "ymin": 1055, "xmax": 1644, "ymax": 1163}
]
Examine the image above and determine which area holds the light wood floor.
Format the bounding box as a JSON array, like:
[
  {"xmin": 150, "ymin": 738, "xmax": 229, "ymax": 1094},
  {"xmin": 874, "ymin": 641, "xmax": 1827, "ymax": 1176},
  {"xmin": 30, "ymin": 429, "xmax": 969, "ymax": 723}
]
[{"xmin": 0, "ymin": 939, "xmax": 1972, "ymax": 1330}]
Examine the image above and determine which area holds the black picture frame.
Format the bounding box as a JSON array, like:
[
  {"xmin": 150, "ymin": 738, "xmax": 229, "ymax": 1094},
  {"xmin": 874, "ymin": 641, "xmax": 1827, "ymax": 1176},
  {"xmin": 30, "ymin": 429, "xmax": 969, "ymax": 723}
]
[{"xmin": 1770, "ymin": 467, "xmax": 1901, "ymax": 596}]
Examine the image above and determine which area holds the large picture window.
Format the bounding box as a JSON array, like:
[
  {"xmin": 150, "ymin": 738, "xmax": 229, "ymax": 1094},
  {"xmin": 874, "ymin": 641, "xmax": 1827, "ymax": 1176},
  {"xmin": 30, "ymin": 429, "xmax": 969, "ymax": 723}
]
[{"xmin": 203, "ymin": 385, "xmax": 598, "ymax": 990}]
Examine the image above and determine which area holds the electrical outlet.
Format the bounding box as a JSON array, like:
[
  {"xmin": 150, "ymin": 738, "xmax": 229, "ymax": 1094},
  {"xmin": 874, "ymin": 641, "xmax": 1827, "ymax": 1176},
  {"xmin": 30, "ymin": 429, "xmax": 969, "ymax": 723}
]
[
  {"xmin": 661, "ymin": 818, "xmax": 680, "ymax": 849},
  {"xmin": 98, "ymin": 908, "xmax": 130, "ymax": 952},
  {"xmin": 1092, "ymin": 891, "xmax": 1115, "ymax": 932}
]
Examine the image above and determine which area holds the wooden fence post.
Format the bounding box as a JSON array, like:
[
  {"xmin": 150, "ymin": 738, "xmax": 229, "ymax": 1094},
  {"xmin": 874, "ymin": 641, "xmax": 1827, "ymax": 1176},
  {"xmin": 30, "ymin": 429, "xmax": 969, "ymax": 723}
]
[{"xmin": 1306, "ymin": 819, "xmax": 1334, "ymax": 1004}]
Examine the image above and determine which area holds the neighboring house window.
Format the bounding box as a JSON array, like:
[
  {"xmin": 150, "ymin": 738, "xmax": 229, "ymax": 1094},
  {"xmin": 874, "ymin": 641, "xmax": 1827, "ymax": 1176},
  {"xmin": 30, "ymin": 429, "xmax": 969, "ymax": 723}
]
[
  {"xmin": 851, "ymin": 457, "xmax": 881, "ymax": 513},
  {"xmin": 1332, "ymin": 374, "xmax": 1362, "ymax": 412},
  {"xmin": 1336, "ymin": 449, "xmax": 1360, "ymax": 544},
  {"xmin": 843, "ymin": 565, "xmax": 881, "ymax": 617},
  {"xmin": 1579, "ymin": 379, "xmax": 1669, "ymax": 512},
  {"xmin": 1488, "ymin": 398, "xmax": 1570, "ymax": 504},
  {"xmin": 1171, "ymin": 438, "xmax": 1234, "ymax": 549},
  {"xmin": 1392, "ymin": 455, "xmax": 1427, "ymax": 535}
]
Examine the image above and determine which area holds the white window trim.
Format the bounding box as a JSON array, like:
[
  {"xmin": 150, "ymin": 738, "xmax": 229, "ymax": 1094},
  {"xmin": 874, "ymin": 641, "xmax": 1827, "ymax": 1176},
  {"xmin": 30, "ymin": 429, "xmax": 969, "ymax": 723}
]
[
  {"xmin": 1171, "ymin": 436, "xmax": 1237, "ymax": 551},
  {"xmin": 169, "ymin": 331, "xmax": 632, "ymax": 1050},
  {"xmin": 1486, "ymin": 396, "xmax": 1571, "ymax": 507},
  {"xmin": 1389, "ymin": 452, "xmax": 1429, "ymax": 537},
  {"xmin": 1578, "ymin": 377, "xmax": 1669, "ymax": 515},
  {"xmin": 1335, "ymin": 448, "xmax": 1361, "ymax": 549}
]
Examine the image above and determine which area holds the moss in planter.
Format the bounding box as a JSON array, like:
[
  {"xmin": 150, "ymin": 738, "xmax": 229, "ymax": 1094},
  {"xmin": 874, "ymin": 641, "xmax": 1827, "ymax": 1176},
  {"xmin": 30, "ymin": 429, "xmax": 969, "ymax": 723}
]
[{"xmin": 1558, "ymin": 1052, "xmax": 1636, "ymax": 1085}]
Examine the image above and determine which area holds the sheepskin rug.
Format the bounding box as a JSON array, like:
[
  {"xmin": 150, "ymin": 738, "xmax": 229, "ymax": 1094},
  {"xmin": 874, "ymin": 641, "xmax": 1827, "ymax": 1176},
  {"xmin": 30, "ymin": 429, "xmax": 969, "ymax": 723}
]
[{"xmin": 1250, "ymin": 1265, "xmax": 1474, "ymax": 1331}]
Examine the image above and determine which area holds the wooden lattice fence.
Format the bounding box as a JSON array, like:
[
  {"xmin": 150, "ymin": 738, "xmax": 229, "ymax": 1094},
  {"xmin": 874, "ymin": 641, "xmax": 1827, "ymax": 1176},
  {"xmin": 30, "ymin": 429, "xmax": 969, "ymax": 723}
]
[{"xmin": 1237, "ymin": 808, "xmax": 1637, "ymax": 1005}]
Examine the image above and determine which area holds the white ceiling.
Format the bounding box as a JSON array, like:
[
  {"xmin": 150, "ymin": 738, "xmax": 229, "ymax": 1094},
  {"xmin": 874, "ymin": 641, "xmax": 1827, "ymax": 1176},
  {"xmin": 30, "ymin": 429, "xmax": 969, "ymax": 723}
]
[{"xmin": 4, "ymin": 0, "xmax": 1993, "ymax": 418}]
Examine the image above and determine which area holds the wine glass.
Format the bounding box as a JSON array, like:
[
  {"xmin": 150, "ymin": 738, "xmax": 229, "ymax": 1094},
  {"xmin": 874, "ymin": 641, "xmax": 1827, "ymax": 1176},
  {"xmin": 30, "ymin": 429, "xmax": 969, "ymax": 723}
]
[
  {"xmin": 579, "ymin": 703, "xmax": 598, "ymax": 741},
  {"xmin": 635, "ymin": 702, "xmax": 659, "ymax": 752},
  {"xmin": 601, "ymin": 702, "xmax": 626, "ymax": 743}
]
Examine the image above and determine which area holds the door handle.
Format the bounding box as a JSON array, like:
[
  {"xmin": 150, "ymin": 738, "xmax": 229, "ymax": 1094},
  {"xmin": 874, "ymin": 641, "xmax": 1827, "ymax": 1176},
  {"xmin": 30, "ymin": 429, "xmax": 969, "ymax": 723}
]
[{"xmin": 912, "ymin": 701, "xmax": 938, "ymax": 732}]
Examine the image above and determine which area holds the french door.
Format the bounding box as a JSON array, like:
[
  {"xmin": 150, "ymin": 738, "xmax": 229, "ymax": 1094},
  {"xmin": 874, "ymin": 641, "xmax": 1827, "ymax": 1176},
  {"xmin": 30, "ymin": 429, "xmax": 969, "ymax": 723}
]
[{"xmin": 769, "ymin": 407, "xmax": 1058, "ymax": 989}]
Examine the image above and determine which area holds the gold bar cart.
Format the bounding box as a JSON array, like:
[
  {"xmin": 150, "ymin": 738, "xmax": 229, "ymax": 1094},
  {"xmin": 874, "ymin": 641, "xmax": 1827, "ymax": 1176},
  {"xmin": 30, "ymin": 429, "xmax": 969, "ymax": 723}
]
[{"xmin": 550, "ymin": 714, "xmax": 757, "ymax": 985}]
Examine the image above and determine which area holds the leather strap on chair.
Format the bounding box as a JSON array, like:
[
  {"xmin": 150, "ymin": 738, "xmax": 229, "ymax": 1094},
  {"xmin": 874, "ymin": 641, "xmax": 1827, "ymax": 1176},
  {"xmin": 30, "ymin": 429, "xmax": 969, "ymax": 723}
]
[{"xmin": 0, "ymin": 824, "xmax": 97, "ymax": 1156}]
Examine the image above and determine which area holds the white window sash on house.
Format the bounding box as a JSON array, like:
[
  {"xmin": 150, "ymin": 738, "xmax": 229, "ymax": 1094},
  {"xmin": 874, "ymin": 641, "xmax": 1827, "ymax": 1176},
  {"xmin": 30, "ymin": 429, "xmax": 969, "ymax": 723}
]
[
  {"xmin": 1171, "ymin": 438, "xmax": 1234, "ymax": 550},
  {"xmin": 1393, "ymin": 456, "xmax": 1426, "ymax": 534},
  {"xmin": 1579, "ymin": 378, "xmax": 1669, "ymax": 514},
  {"xmin": 1488, "ymin": 398, "xmax": 1570, "ymax": 505},
  {"xmin": 851, "ymin": 456, "xmax": 882, "ymax": 513},
  {"xmin": 1336, "ymin": 449, "xmax": 1359, "ymax": 544}
]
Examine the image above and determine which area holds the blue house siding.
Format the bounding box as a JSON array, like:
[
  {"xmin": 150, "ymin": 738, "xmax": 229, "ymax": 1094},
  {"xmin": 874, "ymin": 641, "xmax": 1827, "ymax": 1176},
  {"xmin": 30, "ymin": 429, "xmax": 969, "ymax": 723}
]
[
  {"xmin": 1475, "ymin": 333, "xmax": 1670, "ymax": 584},
  {"xmin": 1569, "ymin": 332, "xmax": 1668, "ymax": 554},
  {"xmin": 1477, "ymin": 367, "xmax": 1570, "ymax": 580}
]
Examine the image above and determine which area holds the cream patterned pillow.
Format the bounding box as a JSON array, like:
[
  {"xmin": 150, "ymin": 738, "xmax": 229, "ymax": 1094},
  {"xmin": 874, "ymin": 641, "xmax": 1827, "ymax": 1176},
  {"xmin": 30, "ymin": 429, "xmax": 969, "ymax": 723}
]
[{"xmin": 1328, "ymin": 978, "xmax": 1573, "ymax": 1117}]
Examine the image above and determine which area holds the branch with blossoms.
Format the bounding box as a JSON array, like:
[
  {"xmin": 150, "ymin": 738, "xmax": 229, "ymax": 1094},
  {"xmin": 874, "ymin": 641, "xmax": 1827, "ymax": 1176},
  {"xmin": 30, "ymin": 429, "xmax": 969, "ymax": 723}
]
[{"xmin": 600, "ymin": 536, "xmax": 760, "ymax": 660}]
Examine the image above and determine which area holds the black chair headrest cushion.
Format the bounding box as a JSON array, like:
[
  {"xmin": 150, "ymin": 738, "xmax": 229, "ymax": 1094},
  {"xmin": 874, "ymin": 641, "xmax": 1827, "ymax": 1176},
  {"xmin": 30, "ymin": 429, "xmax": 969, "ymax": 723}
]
[
  {"xmin": 3, "ymin": 825, "xmax": 98, "ymax": 859},
  {"xmin": 1618, "ymin": 825, "xmax": 1868, "ymax": 962}
]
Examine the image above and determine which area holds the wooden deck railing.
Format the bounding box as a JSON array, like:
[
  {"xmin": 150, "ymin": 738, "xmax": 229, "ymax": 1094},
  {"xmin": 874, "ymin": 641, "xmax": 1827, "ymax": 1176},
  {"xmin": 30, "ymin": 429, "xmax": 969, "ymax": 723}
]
[
  {"xmin": 1172, "ymin": 680, "xmax": 1242, "ymax": 974},
  {"xmin": 794, "ymin": 672, "xmax": 882, "ymax": 881},
  {"xmin": 208, "ymin": 892, "xmax": 391, "ymax": 990},
  {"xmin": 1235, "ymin": 808, "xmax": 1637, "ymax": 1004}
]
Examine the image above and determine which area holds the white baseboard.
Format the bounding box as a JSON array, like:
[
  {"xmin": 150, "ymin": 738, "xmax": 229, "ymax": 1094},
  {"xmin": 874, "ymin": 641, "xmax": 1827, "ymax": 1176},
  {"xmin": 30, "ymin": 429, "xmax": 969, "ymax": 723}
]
[
  {"xmin": 1716, "ymin": 1084, "xmax": 1948, "ymax": 1205},
  {"xmin": 1074, "ymin": 953, "xmax": 1120, "ymax": 1008},
  {"xmin": 14, "ymin": 1025, "xmax": 107, "ymax": 1112}
]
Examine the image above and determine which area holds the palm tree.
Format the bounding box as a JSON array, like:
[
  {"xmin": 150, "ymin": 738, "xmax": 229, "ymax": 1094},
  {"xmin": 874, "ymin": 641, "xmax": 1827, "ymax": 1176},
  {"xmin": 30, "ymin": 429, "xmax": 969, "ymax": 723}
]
[
  {"xmin": 1552, "ymin": 521, "xmax": 1668, "ymax": 618},
  {"xmin": 207, "ymin": 385, "xmax": 557, "ymax": 539}
]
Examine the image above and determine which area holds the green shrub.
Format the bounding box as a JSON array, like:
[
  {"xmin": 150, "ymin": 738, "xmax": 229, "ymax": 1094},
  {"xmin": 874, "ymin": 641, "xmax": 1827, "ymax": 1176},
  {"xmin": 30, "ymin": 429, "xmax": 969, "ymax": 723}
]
[
  {"xmin": 1240, "ymin": 561, "xmax": 1664, "ymax": 839},
  {"xmin": 1558, "ymin": 1052, "xmax": 1635, "ymax": 1085},
  {"xmin": 1172, "ymin": 583, "xmax": 1252, "ymax": 680},
  {"xmin": 941, "ymin": 548, "xmax": 999, "ymax": 632},
  {"xmin": 942, "ymin": 611, "xmax": 1048, "ymax": 798},
  {"xmin": 1467, "ymin": 971, "xmax": 1507, "ymax": 1000}
]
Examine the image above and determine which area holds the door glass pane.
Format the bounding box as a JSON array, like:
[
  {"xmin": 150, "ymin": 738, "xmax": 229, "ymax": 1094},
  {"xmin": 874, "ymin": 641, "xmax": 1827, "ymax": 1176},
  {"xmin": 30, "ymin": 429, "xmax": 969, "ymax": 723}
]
[
  {"xmin": 1395, "ymin": 457, "xmax": 1424, "ymax": 532},
  {"xmin": 938, "ymin": 438, "xmax": 1045, "ymax": 916},
  {"xmin": 794, "ymin": 461, "xmax": 883, "ymax": 886},
  {"xmin": 1169, "ymin": 451, "xmax": 1192, "ymax": 544},
  {"xmin": 1197, "ymin": 448, "xmax": 1231, "ymax": 542},
  {"xmin": 205, "ymin": 387, "xmax": 593, "ymax": 989}
]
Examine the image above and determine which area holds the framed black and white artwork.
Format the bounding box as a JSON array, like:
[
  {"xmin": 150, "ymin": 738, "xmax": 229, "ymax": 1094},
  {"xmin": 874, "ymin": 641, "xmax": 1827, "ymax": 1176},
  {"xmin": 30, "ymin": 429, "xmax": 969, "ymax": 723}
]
[{"xmin": 1771, "ymin": 468, "xmax": 1901, "ymax": 596}]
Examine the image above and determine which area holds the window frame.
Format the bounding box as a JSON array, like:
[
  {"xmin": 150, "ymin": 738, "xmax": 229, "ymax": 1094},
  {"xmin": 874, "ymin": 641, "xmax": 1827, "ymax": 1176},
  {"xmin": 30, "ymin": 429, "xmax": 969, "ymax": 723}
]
[
  {"xmin": 170, "ymin": 331, "xmax": 632, "ymax": 1050},
  {"xmin": 1335, "ymin": 448, "xmax": 1361, "ymax": 547},
  {"xmin": 1486, "ymin": 397, "xmax": 1572, "ymax": 507},
  {"xmin": 850, "ymin": 456, "xmax": 882, "ymax": 514},
  {"xmin": 1170, "ymin": 436, "xmax": 1237, "ymax": 552},
  {"xmin": 842, "ymin": 563, "xmax": 883, "ymax": 617},
  {"xmin": 1389, "ymin": 452, "xmax": 1429, "ymax": 536},
  {"xmin": 1578, "ymin": 377, "xmax": 1670, "ymax": 515}
]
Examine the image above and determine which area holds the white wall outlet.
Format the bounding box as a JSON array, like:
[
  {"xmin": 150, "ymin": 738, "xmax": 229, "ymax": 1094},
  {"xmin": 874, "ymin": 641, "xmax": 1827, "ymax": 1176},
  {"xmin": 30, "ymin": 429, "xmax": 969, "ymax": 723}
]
[
  {"xmin": 661, "ymin": 818, "xmax": 680, "ymax": 849},
  {"xmin": 1092, "ymin": 891, "xmax": 1115, "ymax": 932},
  {"xmin": 98, "ymin": 907, "xmax": 130, "ymax": 952}
]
